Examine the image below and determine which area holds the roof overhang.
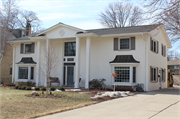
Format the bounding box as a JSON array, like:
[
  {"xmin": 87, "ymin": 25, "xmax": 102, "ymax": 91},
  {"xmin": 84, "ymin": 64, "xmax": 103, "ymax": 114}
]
[
  {"xmin": 76, "ymin": 33, "xmax": 99, "ymax": 38},
  {"xmin": 100, "ymin": 32, "xmax": 148, "ymax": 37},
  {"xmin": 109, "ymin": 55, "xmax": 140, "ymax": 64}
]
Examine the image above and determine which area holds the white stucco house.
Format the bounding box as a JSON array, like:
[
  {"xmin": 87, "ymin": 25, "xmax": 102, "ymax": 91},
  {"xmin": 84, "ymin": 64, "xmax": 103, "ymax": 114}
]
[{"xmin": 8, "ymin": 23, "xmax": 172, "ymax": 91}]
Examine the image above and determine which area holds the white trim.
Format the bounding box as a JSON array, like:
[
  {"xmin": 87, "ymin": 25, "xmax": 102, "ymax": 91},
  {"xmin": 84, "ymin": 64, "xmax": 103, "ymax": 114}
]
[{"xmin": 101, "ymin": 32, "xmax": 148, "ymax": 37}]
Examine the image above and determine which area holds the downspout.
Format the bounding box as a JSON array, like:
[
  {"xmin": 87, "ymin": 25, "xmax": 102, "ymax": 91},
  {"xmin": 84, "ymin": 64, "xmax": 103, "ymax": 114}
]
[{"xmin": 141, "ymin": 33, "xmax": 147, "ymax": 91}]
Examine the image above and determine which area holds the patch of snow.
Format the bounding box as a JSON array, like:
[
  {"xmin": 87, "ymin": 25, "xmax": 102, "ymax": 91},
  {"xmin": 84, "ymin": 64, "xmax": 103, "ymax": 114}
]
[
  {"xmin": 65, "ymin": 89, "xmax": 81, "ymax": 92},
  {"xmin": 91, "ymin": 91, "xmax": 134, "ymax": 99},
  {"xmin": 53, "ymin": 89, "xmax": 62, "ymax": 92}
]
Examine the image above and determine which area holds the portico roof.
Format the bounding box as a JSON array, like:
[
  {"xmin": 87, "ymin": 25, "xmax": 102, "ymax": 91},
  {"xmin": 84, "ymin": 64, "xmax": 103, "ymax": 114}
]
[
  {"xmin": 109, "ymin": 55, "xmax": 140, "ymax": 63},
  {"xmin": 16, "ymin": 57, "xmax": 36, "ymax": 64}
]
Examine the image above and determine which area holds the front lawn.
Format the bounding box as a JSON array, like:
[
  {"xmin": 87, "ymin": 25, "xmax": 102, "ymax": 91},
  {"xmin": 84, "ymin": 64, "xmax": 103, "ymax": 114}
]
[{"xmin": 0, "ymin": 87, "xmax": 96, "ymax": 119}]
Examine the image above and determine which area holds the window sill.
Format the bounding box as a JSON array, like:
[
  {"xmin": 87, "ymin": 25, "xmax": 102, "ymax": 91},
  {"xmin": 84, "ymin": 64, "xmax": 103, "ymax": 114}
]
[
  {"xmin": 117, "ymin": 49, "xmax": 131, "ymax": 51},
  {"xmin": 150, "ymin": 50, "xmax": 158, "ymax": 54},
  {"xmin": 150, "ymin": 81, "xmax": 158, "ymax": 83}
]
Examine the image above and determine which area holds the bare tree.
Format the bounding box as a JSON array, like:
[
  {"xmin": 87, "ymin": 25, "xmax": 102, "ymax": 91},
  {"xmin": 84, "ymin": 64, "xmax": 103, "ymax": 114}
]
[
  {"xmin": 168, "ymin": 50, "xmax": 180, "ymax": 60},
  {"xmin": 41, "ymin": 40, "xmax": 59, "ymax": 94},
  {"xmin": 99, "ymin": 2, "xmax": 143, "ymax": 28},
  {"xmin": 0, "ymin": 0, "xmax": 19, "ymax": 65}
]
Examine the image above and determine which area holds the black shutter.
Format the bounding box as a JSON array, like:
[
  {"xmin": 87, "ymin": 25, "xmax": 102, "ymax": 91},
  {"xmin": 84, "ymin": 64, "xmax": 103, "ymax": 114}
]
[
  {"xmin": 20, "ymin": 43, "xmax": 24, "ymax": 53},
  {"xmin": 161, "ymin": 44, "xmax": 163, "ymax": 55},
  {"xmin": 164, "ymin": 69, "xmax": 166, "ymax": 82},
  {"xmin": 157, "ymin": 67, "xmax": 158, "ymax": 82},
  {"xmin": 150, "ymin": 37, "xmax": 153, "ymax": 51},
  {"xmin": 157, "ymin": 41, "xmax": 159, "ymax": 53},
  {"xmin": 165, "ymin": 46, "xmax": 166, "ymax": 56},
  {"xmin": 150, "ymin": 66, "xmax": 152, "ymax": 81},
  {"xmin": 131, "ymin": 37, "xmax": 135, "ymax": 50},
  {"xmin": 31, "ymin": 43, "xmax": 35, "ymax": 53},
  {"xmin": 114, "ymin": 38, "xmax": 118, "ymax": 51}
]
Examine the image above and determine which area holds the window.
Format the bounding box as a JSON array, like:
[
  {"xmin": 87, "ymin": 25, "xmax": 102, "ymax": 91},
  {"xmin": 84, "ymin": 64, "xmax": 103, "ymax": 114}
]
[
  {"xmin": 18, "ymin": 67, "xmax": 34, "ymax": 79},
  {"xmin": 18, "ymin": 67, "xmax": 28, "ymax": 79},
  {"xmin": 133, "ymin": 67, "xmax": 136, "ymax": 83},
  {"xmin": 64, "ymin": 42, "xmax": 76, "ymax": 56},
  {"xmin": 115, "ymin": 67, "xmax": 130, "ymax": 82},
  {"xmin": 150, "ymin": 37, "xmax": 158, "ymax": 53},
  {"xmin": 161, "ymin": 69, "xmax": 166, "ymax": 82},
  {"xmin": 120, "ymin": 38, "xmax": 130, "ymax": 50},
  {"xmin": 174, "ymin": 66, "xmax": 179, "ymax": 69},
  {"xmin": 10, "ymin": 66, "xmax": 12, "ymax": 75},
  {"xmin": 25, "ymin": 44, "xmax": 32, "ymax": 53},
  {"xmin": 150, "ymin": 67, "xmax": 157, "ymax": 82}
]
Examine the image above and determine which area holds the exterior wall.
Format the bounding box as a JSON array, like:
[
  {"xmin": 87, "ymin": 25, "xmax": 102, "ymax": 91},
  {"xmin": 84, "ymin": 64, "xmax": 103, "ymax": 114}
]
[
  {"xmin": 0, "ymin": 43, "xmax": 13, "ymax": 83},
  {"xmin": 148, "ymin": 28, "xmax": 168, "ymax": 91}
]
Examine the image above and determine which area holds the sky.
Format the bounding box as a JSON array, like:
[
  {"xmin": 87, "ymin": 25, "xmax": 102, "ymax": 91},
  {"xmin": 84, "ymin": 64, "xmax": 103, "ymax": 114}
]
[{"xmin": 19, "ymin": 0, "xmax": 142, "ymax": 30}]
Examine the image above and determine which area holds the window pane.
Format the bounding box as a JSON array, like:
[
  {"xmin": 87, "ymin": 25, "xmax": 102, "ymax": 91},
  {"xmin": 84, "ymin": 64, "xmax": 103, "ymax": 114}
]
[
  {"xmin": 10, "ymin": 67, "xmax": 12, "ymax": 75},
  {"xmin": 18, "ymin": 67, "xmax": 28, "ymax": 79},
  {"xmin": 31, "ymin": 67, "xmax": 34, "ymax": 79},
  {"xmin": 64, "ymin": 42, "xmax": 76, "ymax": 56},
  {"xmin": 120, "ymin": 39, "xmax": 129, "ymax": 49},
  {"xmin": 25, "ymin": 44, "xmax": 31, "ymax": 53},
  {"xmin": 115, "ymin": 67, "xmax": 130, "ymax": 82}
]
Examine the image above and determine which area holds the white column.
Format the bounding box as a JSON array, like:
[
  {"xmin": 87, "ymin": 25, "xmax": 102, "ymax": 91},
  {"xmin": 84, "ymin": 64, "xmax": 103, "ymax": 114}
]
[
  {"xmin": 130, "ymin": 66, "xmax": 133, "ymax": 84},
  {"xmin": 85, "ymin": 37, "xmax": 91, "ymax": 89},
  {"xmin": 45, "ymin": 38, "xmax": 50, "ymax": 86},
  {"xmin": 75, "ymin": 37, "xmax": 80, "ymax": 88},
  {"xmin": 12, "ymin": 46, "xmax": 15, "ymax": 83},
  {"xmin": 36, "ymin": 40, "xmax": 40, "ymax": 86}
]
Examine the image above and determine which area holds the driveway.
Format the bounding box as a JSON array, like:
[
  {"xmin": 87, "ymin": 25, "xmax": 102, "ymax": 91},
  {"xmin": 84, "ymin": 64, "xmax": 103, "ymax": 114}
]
[{"xmin": 37, "ymin": 86, "xmax": 180, "ymax": 119}]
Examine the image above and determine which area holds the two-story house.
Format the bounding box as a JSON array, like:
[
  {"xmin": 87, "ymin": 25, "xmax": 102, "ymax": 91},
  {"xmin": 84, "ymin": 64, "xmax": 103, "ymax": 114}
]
[{"xmin": 8, "ymin": 23, "xmax": 171, "ymax": 91}]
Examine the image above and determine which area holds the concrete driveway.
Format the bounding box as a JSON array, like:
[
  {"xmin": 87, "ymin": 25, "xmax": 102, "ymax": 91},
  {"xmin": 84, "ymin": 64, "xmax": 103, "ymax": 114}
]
[{"xmin": 37, "ymin": 86, "xmax": 180, "ymax": 119}]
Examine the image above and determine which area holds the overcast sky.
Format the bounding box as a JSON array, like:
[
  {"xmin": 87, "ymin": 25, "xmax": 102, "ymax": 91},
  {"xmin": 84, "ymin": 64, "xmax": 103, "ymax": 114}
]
[{"xmin": 19, "ymin": 0, "xmax": 143, "ymax": 30}]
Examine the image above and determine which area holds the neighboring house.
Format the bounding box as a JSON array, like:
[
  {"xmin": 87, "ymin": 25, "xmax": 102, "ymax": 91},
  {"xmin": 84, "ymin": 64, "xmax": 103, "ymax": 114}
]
[
  {"xmin": 168, "ymin": 59, "xmax": 180, "ymax": 75},
  {"xmin": 8, "ymin": 23, "xmax": 171, "ymax": 91},
  {"xmin": 0, "ymin": 24, "xmax": 31, "ymax": 83}
]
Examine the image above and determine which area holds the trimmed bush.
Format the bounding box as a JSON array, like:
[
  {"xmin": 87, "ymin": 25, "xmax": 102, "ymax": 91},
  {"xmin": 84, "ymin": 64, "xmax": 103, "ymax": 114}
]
[
  {"xmin": 21, "ymin": 85, "xmax": 26, "ymax": 90},
  {"xmin": 15, "ymin": 85, "xmax": 19, "ymax": 89},
  {"xmin": 26, "ymin": 81, "xmax": 36, "ymax": 86},
  {"xmin": 35, "ymin": 87, "xmax": 40, "ymax": 91},
  {"xmin": 41, "ymin": 87, "xmax": 46, "ymax": 91},
  {"xmin": 59, "ymin": 87, "xmax": 65, "ymax": 91},
  {"xmin": 50, "ymin": 86, "xmax": 56, "ymax": 91},
  {"xmin": 89, "ymin": 78, "xmax": 106, "ymax": 89},
  {"xmin": 26, "ymin": 86, "xmax": 31, "ymax": 90}
]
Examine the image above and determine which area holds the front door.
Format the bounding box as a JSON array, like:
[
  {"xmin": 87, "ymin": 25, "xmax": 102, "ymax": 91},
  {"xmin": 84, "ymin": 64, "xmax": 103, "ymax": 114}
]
[{"xmin": 67, "ymin": 66, "xmax": 74, "ymax": 85}]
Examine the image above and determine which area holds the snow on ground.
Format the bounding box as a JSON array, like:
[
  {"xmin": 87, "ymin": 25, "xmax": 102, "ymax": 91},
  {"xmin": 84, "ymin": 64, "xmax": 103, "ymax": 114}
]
[{"xmin": 91, "ymin": 91, "xmax": 134, "ymax": 99}]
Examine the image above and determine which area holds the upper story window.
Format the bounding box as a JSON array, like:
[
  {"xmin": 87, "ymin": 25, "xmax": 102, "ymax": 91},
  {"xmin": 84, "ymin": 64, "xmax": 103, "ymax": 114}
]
[
  {"xmin": 22, "ymin": 31, "xmax": 26, "ymax": 37},
  {"xmin": 161, "ymin": 44, "xmax": 166, "ymax": 57},
  {"xmin": 114, "ymin": 37, "xmax": 135, "ymax": 51},
  {"xmin": 150, "ymin": 37, "xmax": 159, "ymax": 53},
  {"xmin": 20, "ymin": 43, "xmax": 35, "ymax": 54},
  {"xmin": 64, "ymin": 42, "xmax": 76, "ymax": 56}
]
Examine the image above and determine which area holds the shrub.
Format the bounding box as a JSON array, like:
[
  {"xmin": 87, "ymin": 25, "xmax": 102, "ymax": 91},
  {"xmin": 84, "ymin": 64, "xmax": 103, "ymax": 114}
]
[
  {"xmin": 21, "ymin": 85, "xmax": 26, "ymax": 90},
  {"xmin": 26, "ymin": 86, "xmax": 31, "ymax": 90},
  {"xmin": 50, "ymin": 87, "xmax": 56, "ymax": 91},
  {"xmin": 89, "ymin": 78, "xmax": 106, "ymax": 89},
  {"xmin": 35, "ymin": 87, "xmax": 40, "ymax": 91},
  {"xmin": 59, "ymin": 87, "xmax": 65, "ymax": 91},
  {"xmin": 41, "ymin": 87, "xmax": 46, "ymax": 91},
  {"xmin": 26, "ymin": 81, "xmax": 36, "ymax": 86},
  {"xmin": 15, "ymin": 85, "xmax": 19, "ymax": 89}
]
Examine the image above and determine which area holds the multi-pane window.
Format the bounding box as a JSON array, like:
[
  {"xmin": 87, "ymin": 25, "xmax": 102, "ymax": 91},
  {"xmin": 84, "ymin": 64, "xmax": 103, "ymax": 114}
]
[
  {"xmin": 161, "ymin": 44, "xmax": 166, "ymax": 56},
  {"xmin": 19, "ymin": 67, "xmax": 28, "ymax": 79},
  {"xmin": 64, "ymin": 42, "xmax": 76, "ymax": 56},
  {"xmin": 150, "ymin": 37, "xmax": 158, "ymax": 53},
  {"xmin": 120, "ymin": 38, "xmax": 130, "ymax": 50},
  {"xmin": 133, "ymin": 67, "xmax": 136, "ymax": 83},
  {"xmin": 115, "ymin": 67, "xmax": 130, "ymax": 82},
  {"xmin": 151, "ymin": 67, "xmax": 157, "ymax": 82},
  {"xmin": 25, "ymin": 44, "xmax": 32, "ymax": 53},
  {"xmin": 162, "ymin": 69, "xmax": 166, "ymax": 82}
]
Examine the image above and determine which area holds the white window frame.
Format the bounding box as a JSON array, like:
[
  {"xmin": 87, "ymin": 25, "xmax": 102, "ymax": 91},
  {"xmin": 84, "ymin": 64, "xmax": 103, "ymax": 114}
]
[
  {"xmin": 114, "ymin": 66, "xmax": 130, "ymax": 83},
  {"xmin": 151, "ymin": 66, "xmax": 158, "ymax": 82},
  {"xmin": 17, "ymin": 64, "xmax": 36, "ymax": 81},
  {"xmin": 151, "ymin": 39, "xmax": 158, "ymax": 53},
  {"xmin": 118, "ymin": 37, "xmax": 131, "ymax": 50},
  {"xmin": 24, "ymin": 43, "xmax": 32, "ymax": 53},
  {"xmin": 161, "ymin": 68, "xmax": 166, "ymax": 82}
]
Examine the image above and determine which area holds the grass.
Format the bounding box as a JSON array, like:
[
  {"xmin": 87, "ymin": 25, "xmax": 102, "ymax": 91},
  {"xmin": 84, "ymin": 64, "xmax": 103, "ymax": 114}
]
[{"xmin": 0, "ymin": 87, "xmax": 97, "ymax": 119}]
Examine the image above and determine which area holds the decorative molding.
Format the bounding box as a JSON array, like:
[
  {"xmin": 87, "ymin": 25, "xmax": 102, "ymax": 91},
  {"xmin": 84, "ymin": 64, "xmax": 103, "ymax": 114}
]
[{"xmin": 59, "ymin": 29, "xmax": 65, "ymax": 36}]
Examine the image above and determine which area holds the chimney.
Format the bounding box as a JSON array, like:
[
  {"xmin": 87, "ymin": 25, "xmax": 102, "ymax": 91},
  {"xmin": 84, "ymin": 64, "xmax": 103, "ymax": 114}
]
[{"xmin": 26, "ymin": 22, "xmax": 31, "ymax": 36}]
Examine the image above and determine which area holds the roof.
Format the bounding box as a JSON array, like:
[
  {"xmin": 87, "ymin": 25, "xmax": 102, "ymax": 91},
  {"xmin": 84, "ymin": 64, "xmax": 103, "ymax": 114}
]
[
  {"xmin": 167, "ymin": 59, "xmax": 180, "ymax": 65},
  {"xmin": 78, "ymin": 24, "xmax": 160, "ymax": 35},
  {"xmin": 16, "ymin": 57, "xmax": 36, "ymax": 64},
  {"xmin": 9, "ymin": 34, "xmax": 37, "ymax": 41},
  {"xmin": 109, "ymin": 55, "xmax": 140, "ymax": 63}
]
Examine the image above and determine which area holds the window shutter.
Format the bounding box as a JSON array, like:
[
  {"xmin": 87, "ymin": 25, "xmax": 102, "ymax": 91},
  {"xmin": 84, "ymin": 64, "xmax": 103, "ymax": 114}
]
[
  {"xmin": 161, "ymin": 44, "xmax": 163, "ymax": 55},
  {"xmin": 164, "ymin": 46, "xmax": 166, "ymax": 57},
  {"xmin": 150, "ymin": 37, "xmax": 152, "ymax": 51},
  {"xmin": 131, "ymin": 37, "xmax": 135, "ymax": 50},
  {"xmin": 150, "ymin": 66, "xmax": 152, "ymax": 81},
  {"xmin": 20, "ymin": 43, "xmax": 24, "ymax": 54},
  {"xmin": 157, "ymin": 67, "xmax": 158, "ymax": 82},
  {"xmin": 31, "ymin": 43, "xmax": 35, "ymax": 53},
  {"xmin": 164, "ymin": 69, "xmax": 166, "ymax": 82},
  {"xmin": 114, "ymin": 38, "xmax": 118, "ymax": 51},
  {"xmin": 157, "ymin": 41, "xmax": 159, "ymax": 53}
]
